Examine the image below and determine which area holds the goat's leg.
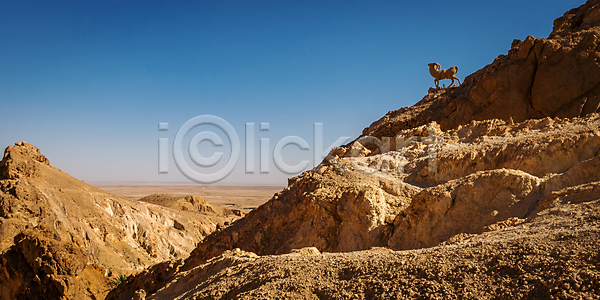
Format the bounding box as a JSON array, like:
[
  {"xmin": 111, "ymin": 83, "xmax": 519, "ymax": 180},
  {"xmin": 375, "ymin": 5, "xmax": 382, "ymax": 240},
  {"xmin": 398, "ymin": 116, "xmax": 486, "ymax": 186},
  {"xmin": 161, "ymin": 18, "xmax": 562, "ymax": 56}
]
[
  {"xmin": 434, "ymin": 79, "xmax": 440, "ymax": 89},
  {"xmin": 449, "ymin": 78, "xmax": 455, "ymax": 87},
  {"xmin": 455, "ymin": 77, "xmax": 462, "ymax": 86}
]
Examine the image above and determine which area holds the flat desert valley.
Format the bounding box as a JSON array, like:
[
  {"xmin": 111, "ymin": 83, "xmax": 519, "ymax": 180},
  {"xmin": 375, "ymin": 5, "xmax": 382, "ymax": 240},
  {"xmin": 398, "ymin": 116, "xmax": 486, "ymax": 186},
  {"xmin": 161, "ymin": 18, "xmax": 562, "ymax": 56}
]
[{"xmin": 93, "ymin": 183, "xmax": 284, "ymax": 214}]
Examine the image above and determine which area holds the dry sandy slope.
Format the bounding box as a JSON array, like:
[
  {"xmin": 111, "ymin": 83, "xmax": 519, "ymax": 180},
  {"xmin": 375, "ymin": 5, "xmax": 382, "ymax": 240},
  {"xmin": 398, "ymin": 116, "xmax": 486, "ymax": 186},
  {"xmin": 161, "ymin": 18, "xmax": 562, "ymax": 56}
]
[
  {"xmin": 107, "ymin": 1, "xmax": 600, "ymax": 297},
  {"xmin": 125, "ymin": 199, "xmax": 600, "ymax": 299},
  {"xmin": 106, "ymin": 113, "xmax": 600, "ymax": 300},
  {"xmin": 0, "ymin": 142, "xmax": 240, "ymax": 300}
]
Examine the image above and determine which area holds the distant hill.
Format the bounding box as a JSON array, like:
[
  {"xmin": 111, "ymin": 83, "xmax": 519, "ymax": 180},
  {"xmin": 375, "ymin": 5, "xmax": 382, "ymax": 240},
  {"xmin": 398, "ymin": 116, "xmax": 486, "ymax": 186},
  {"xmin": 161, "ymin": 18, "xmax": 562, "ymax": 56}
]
[
  {"xmin": 0, "ymin": 142, "xmax": 239, "ymax": 300},
  {"xmin": 138, "ymin": 194, "xmax": 242, "ymax": 217}
]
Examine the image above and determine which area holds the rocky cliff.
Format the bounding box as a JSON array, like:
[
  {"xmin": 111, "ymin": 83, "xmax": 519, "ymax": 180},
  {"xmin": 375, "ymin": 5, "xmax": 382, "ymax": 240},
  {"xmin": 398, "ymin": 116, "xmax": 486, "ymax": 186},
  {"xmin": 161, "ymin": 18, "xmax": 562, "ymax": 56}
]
[
  {"xmin": 107, "ymin": 1, "xmax": 600, "ymax": 299},
  {"xmin": 361, "ymin": 0, "xmax": 600, "ymax": 140},
  {"xmin": 181, "ymin": 0, "xmax": 600, "ymax": 265},
  {"xmin": 107, "ymin": 117, "xmax": 600, "ymax": 300},
  {"xmin": 115, "ymin": 199, "xmax": 600, "ymax": 299},
  {"xmin": 0, "ymin": 142, "xmax": 238, "ymax": 299}
]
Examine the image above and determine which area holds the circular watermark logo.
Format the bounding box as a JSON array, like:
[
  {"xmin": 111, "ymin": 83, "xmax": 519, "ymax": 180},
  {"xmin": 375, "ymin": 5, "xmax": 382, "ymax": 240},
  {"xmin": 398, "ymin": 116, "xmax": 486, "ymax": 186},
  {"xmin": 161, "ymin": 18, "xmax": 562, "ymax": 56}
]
[{"xmin": 173, "ymin": 115, "xmax": 240, "ymax": 183}]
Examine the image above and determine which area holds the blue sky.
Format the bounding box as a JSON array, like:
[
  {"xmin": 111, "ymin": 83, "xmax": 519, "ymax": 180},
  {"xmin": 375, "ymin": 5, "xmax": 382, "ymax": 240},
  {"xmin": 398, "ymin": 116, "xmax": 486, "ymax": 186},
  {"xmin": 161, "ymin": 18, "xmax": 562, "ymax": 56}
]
[{"xmin": 0, "ymin": 0, "xmax": 584, "ymax": 184}]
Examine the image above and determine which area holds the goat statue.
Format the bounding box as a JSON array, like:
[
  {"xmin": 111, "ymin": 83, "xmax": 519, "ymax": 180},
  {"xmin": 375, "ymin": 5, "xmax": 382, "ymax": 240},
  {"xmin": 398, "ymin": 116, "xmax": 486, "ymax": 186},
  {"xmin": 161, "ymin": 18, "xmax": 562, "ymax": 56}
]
[{"xmin": 428, "ymin": 62, "xmax": 461, "ymax": 89}]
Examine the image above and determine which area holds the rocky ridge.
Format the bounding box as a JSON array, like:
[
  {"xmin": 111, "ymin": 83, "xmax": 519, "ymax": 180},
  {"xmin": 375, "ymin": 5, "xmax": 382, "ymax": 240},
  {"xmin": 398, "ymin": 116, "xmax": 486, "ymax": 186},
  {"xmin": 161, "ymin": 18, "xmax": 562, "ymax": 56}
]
[
  {"xmin": 109, "ymin": 114, "xmax": 600, "ymax": 299},
  {"xmin": 0, "ymin": 142, "xmax": 239, "ymax": 299},
  {"xmin": 117, "ymin": 199, "xmax": 600, "ymax": 299},
  {"xmin": 361, "ymin": 0, "xmax": 600, "ymax": 140},
  {"xmin": 108, "ymin": 1, "xmax": 600, "ymax": 299}
]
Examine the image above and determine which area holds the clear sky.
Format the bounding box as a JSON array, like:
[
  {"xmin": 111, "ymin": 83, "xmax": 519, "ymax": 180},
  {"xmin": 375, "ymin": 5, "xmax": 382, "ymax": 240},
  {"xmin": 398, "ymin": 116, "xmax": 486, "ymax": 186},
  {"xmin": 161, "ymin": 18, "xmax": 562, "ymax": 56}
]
[{"xmin": 0, "ymin": 0, "xmax": 585, "ymax": 185}]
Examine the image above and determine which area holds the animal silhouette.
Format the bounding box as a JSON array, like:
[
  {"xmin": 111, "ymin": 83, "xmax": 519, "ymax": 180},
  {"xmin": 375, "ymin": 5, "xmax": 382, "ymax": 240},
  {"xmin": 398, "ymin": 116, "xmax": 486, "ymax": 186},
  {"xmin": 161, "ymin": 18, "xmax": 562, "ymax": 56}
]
[{"xmin": 428, "ymin": 62, "xmax": 461, "ymax": 89}]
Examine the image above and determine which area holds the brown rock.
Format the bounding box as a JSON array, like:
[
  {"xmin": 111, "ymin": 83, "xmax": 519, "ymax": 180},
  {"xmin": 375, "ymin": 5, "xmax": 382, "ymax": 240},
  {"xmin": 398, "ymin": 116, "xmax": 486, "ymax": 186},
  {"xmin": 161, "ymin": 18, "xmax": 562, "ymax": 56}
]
[
  {"xmin": 133, "ymin": 289, "xmax": 146, "ymax": 300},
  {"xmin": 388, "ymin": 169, "xmax": 541, "ymax": 250},
  {"xmin": 0, "ymin": 142, "xmax": 239, "ymax": 300},
  {"xmin": 0, "ymin": 142, "xmax": 49, "ymax": 179},
  {"xmin": 289, "ymin": 246, "xmax": 321, "ymax": 255},
  {"xmin": 0, "ymin": 230, "xmax": 91, "ymax": 299},
  {"xmin": 173, "ymin": 219, "xmax": 185, "ymax": 230},
  {"xmin": 110, "ymin": 199, "xmax": 600, "ymax": 299},
  {"xmin": 109, "ymin": 111, "xmax": 600, "ymax": 299},
  {"xmin": 361, "ymin": 0, "xmax": 600, "ymax": 139},
  {"xmin": 50, "ymin": 1, "xmax": 600, "ymax": 299}
]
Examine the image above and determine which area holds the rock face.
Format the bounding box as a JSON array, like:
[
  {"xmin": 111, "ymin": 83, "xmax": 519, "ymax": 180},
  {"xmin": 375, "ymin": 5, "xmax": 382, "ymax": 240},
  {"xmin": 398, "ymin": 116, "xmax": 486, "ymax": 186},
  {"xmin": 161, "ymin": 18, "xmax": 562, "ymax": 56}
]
[
  {"xmin": 182, "ymin": 169, "xmax": 419, "ymax": 265},
  {"xmin": 361, "ymin": 0, "xmax": 600, "ymax": 139},
  {"xmin": 112, "ymin": 199, "xmax": 600, "ymax": 299},
  {"xmin": 112, "ymin": 121, "xmax": 600, "ymax": 299},
  {"xmin": 0, "ymin": 142, "xmax": 238, "ymax": 300},
  {"xmin": 1, "ymin": 229, "xmax": 95, "ymax": 299},
  {"xmin": 107, "ymin": 2, "xmax": 600, "ymax": 298},
  {"xmin": 175, "ymin": 114, "xmax": 600, "ymax": 267}
]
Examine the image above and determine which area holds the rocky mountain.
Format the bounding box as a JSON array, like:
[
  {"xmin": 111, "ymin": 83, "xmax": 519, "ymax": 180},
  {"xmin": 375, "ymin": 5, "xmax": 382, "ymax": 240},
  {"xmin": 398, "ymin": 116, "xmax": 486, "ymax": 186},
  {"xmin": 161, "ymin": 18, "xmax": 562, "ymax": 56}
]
[
  {"xmin": 112, "ymin": 199, "xmax": 600, "ymax": 299},
  {"xmin": 109, "ymin": 114, "xmax": 600, "ymax": 300},
  {"xmin": 361, "ymin": 0, "xmax": 600, "ymax": 140},
  {"xmin": 0, "ymin": 142, "xmax": 239, "ymax": 299},
  {"xmin": 107, "ymin": 1, "xmax": 600, "ymax": 299}
]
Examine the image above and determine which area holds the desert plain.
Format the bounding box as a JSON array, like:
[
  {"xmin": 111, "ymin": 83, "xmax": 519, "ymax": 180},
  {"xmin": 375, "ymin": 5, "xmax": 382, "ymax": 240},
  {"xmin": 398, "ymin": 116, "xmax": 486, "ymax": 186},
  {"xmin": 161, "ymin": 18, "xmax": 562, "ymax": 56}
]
[{"xmin": 93, "ymin": 183, "xmax": 283, "ymax": 214}]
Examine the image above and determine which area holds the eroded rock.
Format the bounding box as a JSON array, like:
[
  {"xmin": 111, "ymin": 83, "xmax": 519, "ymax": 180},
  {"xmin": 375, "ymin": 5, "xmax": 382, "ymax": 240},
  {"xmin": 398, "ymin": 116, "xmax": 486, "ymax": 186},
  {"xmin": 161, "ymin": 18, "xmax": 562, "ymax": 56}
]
[{"xmin": 0, "ymin": 142, "xmax": 240, "ymax": 300}]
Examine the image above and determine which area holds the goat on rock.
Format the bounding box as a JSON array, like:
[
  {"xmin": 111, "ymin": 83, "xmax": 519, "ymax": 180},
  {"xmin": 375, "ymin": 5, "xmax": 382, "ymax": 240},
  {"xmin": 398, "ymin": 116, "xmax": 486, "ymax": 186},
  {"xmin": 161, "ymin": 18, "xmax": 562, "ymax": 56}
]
[{"xmin": 428, "ymin": 62, "xmax": 461, "ymax": 89}]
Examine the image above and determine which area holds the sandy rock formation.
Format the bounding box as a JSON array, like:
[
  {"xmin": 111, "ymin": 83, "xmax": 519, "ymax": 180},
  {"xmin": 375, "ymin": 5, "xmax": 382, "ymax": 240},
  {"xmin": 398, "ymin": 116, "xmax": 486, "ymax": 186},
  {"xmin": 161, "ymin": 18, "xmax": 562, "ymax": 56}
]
[
  {"xmin": 290, "ymin": 246, "xmax": 321, "ymax": 255},
  {"xmin": 107, "ymin": 2, "xmax": 600, "ymax": 298},
  {"xmin": 1, "ymin": 229, "xmax": 95, "ymax": 299},
  {"xmin": 172, "ymin": 114, "xmax": 598, "ymax": 269},
  {"xmin": 183, "ymin": 170, "xmax": 420, "ymax": 266},
  {"xmin": 361, "ymin": 0, "xmax": 600, "ymax": 139},
  {"xmin": 108, "ymin": 116, "xmax": 600, "ymax": 299},
  {"xmin": 0, "ymin": 142, "xmax": 239, "ymax": 300},
  {"xmin": 0, "ymin": 141, "xmax": 49, "ymax": 180},
  {"xmin": 170, "ymin": 114, "xmax": 598, "ymax": 263},
  {"xmin": 111, "ymin": 199, "xmax": 600, "ymax": 299},
  {"xmin": 107, "ymin": 248, "xmax": 259, "ymax": 300},
  {"xmin": 389, "ymin": 169, "xmax": 542, "ymax": 250}
]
